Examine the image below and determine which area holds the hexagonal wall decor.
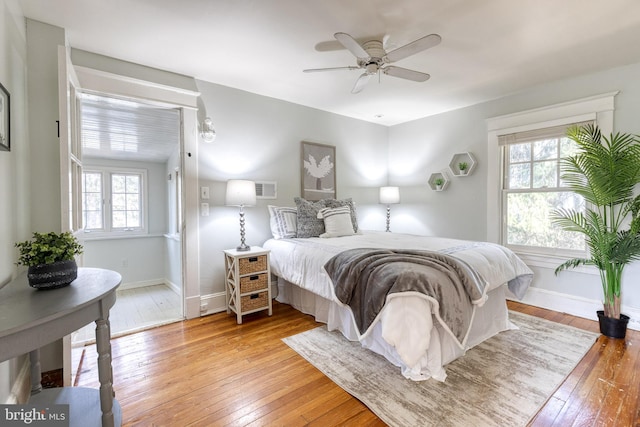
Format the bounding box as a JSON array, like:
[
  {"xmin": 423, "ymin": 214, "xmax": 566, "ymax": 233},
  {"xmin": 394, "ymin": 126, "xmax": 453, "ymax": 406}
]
[
  {"xmin": 448, "ymin": 152, "xmax": 477, "ymax": 176},
  {"xmin": 428, "ymin": 171, "xmax": 450, "ymax": 191}
]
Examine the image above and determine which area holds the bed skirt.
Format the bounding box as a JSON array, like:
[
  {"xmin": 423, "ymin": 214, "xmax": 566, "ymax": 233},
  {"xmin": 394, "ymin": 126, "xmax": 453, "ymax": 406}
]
[{"xmin": 276, "ymin": 277, "xmax": 515, "ymax": 381}]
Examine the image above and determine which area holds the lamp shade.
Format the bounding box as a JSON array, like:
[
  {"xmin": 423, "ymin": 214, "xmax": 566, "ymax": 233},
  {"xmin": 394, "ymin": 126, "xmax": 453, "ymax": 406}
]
[
  {"xmin": 379, "ymin": 186, "xmax": 400, "ymax": 204},
  {"xmin": 225, "ymin": 180, "xmax": 256, "ymax": 206}
]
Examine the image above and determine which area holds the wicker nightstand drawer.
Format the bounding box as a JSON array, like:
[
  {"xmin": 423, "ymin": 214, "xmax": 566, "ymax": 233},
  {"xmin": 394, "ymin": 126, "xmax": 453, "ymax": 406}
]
[
  {"xmin": 239, "ymin": 255, "xmax": 267, "ymax": 275},
  {"xmin": 240, "ymin": 291, "xmax": 268, "ymax": 311},
  {"xmin": 239, "ymin": 273, "xmax": 268, "ymax": 293}
]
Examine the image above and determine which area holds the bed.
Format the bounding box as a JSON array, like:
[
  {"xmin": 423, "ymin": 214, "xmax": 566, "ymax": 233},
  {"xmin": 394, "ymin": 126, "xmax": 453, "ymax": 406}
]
[{"xmin": 264, "ymin": 200, "xmax": 533, "ymax": 381}]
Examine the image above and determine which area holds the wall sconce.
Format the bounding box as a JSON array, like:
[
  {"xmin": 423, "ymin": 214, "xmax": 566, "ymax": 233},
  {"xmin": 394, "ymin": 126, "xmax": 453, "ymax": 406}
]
[
  {"xmin": 379, "ymin": 186, "xmax": 400, "ymax": 232},
  {"xmin": 225, "ymin": 179, "xmax": 257, "ymax": 251},
  {"xmin": 200, "ymin": 117, "xmax": 216, "ymax": 142}
]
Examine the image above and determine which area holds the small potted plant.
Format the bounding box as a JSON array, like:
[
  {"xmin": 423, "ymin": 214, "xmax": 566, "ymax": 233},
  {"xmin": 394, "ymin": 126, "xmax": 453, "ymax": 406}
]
[
  {"xmin": 434, "ymin": 177, "xmax": 445, "ymax": 191},
  {"xmin": 458, "ymin": 162, "xmax": 469, "ymax": 175},
  {"xmin": 15, "ymin": 231, "xmax": 83, "ymax": 289}
]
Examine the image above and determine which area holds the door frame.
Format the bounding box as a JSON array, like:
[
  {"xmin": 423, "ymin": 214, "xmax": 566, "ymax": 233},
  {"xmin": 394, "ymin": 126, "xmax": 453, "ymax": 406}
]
[{"xmin": 59, "ymin": 61, "xmax": 202, "ymax": 320}]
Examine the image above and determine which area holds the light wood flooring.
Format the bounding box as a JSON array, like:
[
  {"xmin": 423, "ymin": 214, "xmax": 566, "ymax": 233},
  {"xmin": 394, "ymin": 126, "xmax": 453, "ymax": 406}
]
[
  {"xmin": 73, "ymin": 284, "xmax": 182, "ymax": 345},
  {"xmin": 74, "ymin": 300, "xmax": 640, "ymax": 426}
]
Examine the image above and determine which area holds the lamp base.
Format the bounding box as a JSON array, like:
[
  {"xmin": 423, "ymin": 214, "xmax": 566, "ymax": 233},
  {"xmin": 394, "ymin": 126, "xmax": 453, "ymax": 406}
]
[{"xmin": 236, "ymin": 243, "xmax": 251, "ymax": 252}]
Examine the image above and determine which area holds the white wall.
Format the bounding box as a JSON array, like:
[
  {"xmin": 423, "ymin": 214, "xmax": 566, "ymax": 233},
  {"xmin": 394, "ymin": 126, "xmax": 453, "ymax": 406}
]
[
  {"xmin": 389, "ymin": 61, "xmax": 640, "ymax": 323},
  {"xmin": 195, "ymin": 81, "xmax": 389, "ymax": 297},
  {"xmin": 0, "ymin": 0, "xmax": 30, "ymax": 404}
]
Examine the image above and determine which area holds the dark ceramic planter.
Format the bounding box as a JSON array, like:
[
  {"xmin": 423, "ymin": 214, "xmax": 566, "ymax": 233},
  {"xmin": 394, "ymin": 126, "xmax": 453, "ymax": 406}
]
[
  {"xmin": 27, "ymin": 260, "xmax": 78, "ymax": 290},
  {"xmin": 597, "ymin": 310, "xmax": 629, "ymax": 339}
]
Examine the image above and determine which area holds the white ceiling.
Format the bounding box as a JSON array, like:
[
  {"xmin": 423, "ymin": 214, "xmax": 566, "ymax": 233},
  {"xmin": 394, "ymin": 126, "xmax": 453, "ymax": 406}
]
[{"xmin": 18, "ymin": 0, "xmax": 640, "ymax": 126}]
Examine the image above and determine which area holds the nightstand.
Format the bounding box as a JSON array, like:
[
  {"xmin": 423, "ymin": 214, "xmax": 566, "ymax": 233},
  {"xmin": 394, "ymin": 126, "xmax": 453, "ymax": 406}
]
[{"xmin": 223, "ymin": 246, "xmax": 272, "ymax": 324}]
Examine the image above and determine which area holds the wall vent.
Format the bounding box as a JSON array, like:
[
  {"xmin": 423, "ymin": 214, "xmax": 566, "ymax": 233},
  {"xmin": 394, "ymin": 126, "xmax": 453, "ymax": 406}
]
[{"xmin": 255, "ymin": 181, "xmax": 277, "ymax": 199}]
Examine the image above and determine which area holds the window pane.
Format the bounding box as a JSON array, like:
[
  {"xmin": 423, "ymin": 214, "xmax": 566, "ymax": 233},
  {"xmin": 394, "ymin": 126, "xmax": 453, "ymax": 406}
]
[
  {"xmin": 559, "ymin": 137, "xmax": 579, "ymax": 158},
  {"xmin": 533, "ymin": 139, "xmax": 557, "ymax": 160},
  {"xmin": 112, "ymin": 194, "xmax": 126, "ymax": 211},
  {"xmin": 125, "ymin": 175, "xmax": 140, "ymax": 193},
  {"xmin": 509, "ymin": 164, "xmax": 530, "ymax": 189},
  {"xmin": 532, "ymin": 160, "xmax": 557, "ymax": 188},
  {"xmin": 112, "ymin": 175, "xmax": 125, "ymax": 193},
  {"xmin": 84, "ymin": 173, "xmax": 101, "ymax": 192},
  {"xmin": 82, "ymin": 172, "xmax": 103, "ymax": 230},
  {"xmin": 509, "ymin": 143, "xmax": 530, "ymax": 163},
  {"xmin": 112, "ymin": 211, "xmax": 126, "ymax": 228},
  {"xmin": 127, "ymin": 211, "xmax": 140, "ymax": 227},
  {"xmin": 506, "ymin": 191, "xmax": 585, "ymax": 250},
  {"xmin": 126, "ymin": 194, "xmax": 140, "ymax": 210},
  {"xmin": 85, "ymin": 211, "xmax": 102, "ymax": 229}
]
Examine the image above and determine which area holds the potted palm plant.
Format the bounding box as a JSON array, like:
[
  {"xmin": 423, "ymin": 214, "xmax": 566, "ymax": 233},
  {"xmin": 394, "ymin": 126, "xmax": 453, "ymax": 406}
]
[
  {"xmin": 15, "ymin": 231, "xmax": 83, "ymax": 290},
  {"xmin": 552, "ymin": 124, "xmax": 640, "ymax": 339}
]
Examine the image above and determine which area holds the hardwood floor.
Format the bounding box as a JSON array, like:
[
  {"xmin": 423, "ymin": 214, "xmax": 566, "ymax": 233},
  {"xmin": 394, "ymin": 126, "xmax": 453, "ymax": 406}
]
[{"xmin": 74, "ymin": 301, "xmax": 640, "ymax": 426}]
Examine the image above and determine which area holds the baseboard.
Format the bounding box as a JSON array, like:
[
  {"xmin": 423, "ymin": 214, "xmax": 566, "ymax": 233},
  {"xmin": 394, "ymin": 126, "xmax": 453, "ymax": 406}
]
[
  {"xmin": 513, "ymin": 287, "xmax": 640, "ymax": 331},
  {"xmin": 164, "ymin": 279, "xmax": 181, "ymax": 295},
  {"xmin": 118, "ymin": 278, "xmax": 165, "ymax": 291},
  {"xmin": 199, "ymin": 292, "xmax": 227, "ymax": 316},
  {"xmin": 6, "ymin": 358, "xmax": 30, "ymax": 404}
]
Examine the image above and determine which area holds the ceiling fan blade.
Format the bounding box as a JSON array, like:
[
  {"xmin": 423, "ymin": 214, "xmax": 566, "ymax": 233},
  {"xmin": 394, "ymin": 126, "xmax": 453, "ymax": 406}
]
[
  {"xmin": 385, "ymin": 34, "xmax": 441, "ymax": 63},
  {"xmin": 383, "ymin": 66, "xmax": 430, "ymax": 82},
  {"xmin": 351, "ymin": 72, "xmax": 372, "ymax": 94},
  {"xmin": 303, "ymin": 66, "xmax": 360, "ymax": 73},
  {"xmin": 334, "ymin": 32, "xmax": 369, "ymax": 59}
]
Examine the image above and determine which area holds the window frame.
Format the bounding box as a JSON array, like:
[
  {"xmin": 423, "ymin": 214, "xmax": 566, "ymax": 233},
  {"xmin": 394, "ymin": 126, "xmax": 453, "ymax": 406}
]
[
  {"xmin": 486, "ymin": 92, "xmax": 617, "ymax": 271},
  {"xmin": 500, "ymin": 131, "xmax": 587, "ymax": 259},
  {"xmin": 82, "ymin": 166, "xmax": 148, "ymax": 236}
]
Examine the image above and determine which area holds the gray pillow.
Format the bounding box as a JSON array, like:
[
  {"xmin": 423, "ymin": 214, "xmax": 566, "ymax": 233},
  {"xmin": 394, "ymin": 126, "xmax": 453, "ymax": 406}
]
[
  {"xmin": 294, "ymin": 197, "xmax": 327, "ymax": 238},
  {"xmin": 324, "ymin": 198, "xmax": 358, "ymax": 232}
]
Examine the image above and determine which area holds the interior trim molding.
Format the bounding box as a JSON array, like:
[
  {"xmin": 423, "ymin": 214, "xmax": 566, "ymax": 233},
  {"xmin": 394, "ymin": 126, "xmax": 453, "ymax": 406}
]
[
  {"xmin": 513, "ymin": 286, "xmax": 640, "ymax": 332},
  {"xmin": 5, "ymin": 357, "xmax": 30, "ymax": 404}
]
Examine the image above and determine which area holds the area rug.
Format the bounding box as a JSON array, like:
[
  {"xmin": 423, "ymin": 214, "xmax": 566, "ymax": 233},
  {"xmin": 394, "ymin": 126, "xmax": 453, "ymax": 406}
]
[{"xmin": 283, "ymin": 311, "xmax": 598, "ymax": 427}]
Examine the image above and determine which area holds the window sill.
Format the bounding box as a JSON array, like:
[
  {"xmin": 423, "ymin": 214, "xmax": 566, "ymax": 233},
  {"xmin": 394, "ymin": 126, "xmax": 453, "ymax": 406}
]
[
  {"xmin": 513, "ymin": 250, "xmax": 598, "ymax": 275},
  {"xmin": 82, "ymin": 232, "xmax": 163, "ymax": 241}
]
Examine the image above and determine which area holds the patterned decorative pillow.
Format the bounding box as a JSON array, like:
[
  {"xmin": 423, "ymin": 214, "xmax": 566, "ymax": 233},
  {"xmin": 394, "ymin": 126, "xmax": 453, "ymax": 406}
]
[
  {"xmin": 317, "ymin": 206, "xmax": 355, "ymax": 238},
  {"xmin": 294, "ymin": 197, "xmax": 327, "ymax": 238},
  {"xmin": 267, "ymin": 205, "xmax": 297, "ymax": 239},
  {"xmin": 324, "ymin": 198, "xmax": 359, "ymax": 232}
]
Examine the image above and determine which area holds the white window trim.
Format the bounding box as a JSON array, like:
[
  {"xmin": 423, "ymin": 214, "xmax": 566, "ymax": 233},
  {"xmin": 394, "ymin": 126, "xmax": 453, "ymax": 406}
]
[
  {"xmin": 82, "ymin": 166, "xmax": 149, "ymax": 238},
  {"xmin": 486, "ymin": 91, "xmax": 617, "ymax": 270}
]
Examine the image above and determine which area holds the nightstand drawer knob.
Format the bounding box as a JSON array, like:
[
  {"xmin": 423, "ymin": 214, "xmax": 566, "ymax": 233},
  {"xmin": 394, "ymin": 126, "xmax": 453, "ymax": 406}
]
[
  {"xmin": 248, "ymin": 257, "xmax": 258, "ymax": 262},
  {"xmin": 250, "ymin": 293, "xmax": 259, "ymax": 300},
  {"xmin": 249, "ymin": 275, "xmax": 259, "ymax": 281}
]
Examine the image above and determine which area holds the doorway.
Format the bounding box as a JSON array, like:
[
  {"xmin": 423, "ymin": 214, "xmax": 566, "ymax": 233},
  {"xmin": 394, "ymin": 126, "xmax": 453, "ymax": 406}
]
[{"xmin": 72, "ymin": 92, "xmax": 184, "ymax": 345}]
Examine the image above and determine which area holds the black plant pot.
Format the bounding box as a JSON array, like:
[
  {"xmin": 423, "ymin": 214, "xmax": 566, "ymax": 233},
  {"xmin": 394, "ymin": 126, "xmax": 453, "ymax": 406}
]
[
  {"xmin": 597, "ymin": 310, "xmax": 629, "ymax": 339},
  {"xmin": 27, "ymin": 260, "xmax": 78, "ymax": 290}
]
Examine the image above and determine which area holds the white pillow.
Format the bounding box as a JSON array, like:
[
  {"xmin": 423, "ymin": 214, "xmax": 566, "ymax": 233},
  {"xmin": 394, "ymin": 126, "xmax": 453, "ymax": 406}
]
[
  {"xmin": 317, "ymin": 206, "xmax": 355, "ymax": 238},
  {"xmin": 268, "ymin": 205, "xmax": 297, "ymax": 239}
]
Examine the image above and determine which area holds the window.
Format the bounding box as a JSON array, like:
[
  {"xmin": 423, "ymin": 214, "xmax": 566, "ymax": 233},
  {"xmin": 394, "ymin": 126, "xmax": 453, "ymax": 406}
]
[
  {"xmin": 82, "ymin": 167, "xmax": 147, "ymax": 234},
  {"xmin": 487, "ymin": 92, "xmax": 616, "ymax": 269},
  {"xmin": 501, "ymin": 124, "xmax": 588, "ymax": 256}
]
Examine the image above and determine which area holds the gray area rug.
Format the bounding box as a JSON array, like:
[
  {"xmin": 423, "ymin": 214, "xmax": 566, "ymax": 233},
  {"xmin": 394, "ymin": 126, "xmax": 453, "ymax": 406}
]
[{"xmin": 283, "ymin": 311, "xmax": 598, "ymax": 427}]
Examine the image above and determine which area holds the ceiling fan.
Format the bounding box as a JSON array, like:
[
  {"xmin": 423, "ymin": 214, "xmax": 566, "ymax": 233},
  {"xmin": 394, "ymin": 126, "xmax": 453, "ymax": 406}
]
[{"xmin": 304, "ymin": 32, "xmax": 441, "ymax": 94}]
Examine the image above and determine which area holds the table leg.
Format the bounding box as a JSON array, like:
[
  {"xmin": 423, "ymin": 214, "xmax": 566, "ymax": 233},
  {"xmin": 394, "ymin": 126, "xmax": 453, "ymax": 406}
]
[
  {"xmin": 29, "ymin": 349, "xmax": 42, "ymax": 395},
  {"xmin": 95, "ymin": 306, "xmax": 116, "ymax": 427}
]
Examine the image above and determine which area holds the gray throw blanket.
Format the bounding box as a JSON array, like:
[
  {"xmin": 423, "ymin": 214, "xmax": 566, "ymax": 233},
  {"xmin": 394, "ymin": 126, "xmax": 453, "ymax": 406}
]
[{"xmin": 324, "ymin": 248, "xmax": 488, "ymax": 345}]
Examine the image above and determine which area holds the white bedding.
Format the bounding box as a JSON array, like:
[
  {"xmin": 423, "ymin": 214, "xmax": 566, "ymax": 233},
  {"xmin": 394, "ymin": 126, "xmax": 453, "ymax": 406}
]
[{"xmin": 264, "ymin": 231, "xmax": 533, "ymax": 381}]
